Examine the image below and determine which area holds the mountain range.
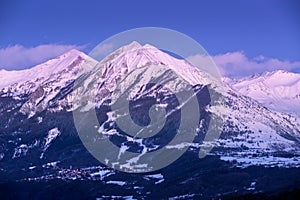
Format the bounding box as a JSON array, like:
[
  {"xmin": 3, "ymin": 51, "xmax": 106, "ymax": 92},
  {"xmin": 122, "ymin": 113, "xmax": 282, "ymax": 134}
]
[{"xmin": 0, "ymin": 42, "xmax": 299, "ymax": 199}]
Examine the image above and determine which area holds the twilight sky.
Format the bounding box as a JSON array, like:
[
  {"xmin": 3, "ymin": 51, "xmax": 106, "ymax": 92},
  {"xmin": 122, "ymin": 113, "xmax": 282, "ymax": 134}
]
[{"xmin": 0, "ymin": 0, "xmax": 299, "ymax": 77}]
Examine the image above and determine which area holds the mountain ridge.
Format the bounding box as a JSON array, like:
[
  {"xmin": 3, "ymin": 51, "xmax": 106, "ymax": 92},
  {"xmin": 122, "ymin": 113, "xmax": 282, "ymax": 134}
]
[
  {"xmin": 225, "ymin": 69, "xmax": 300, "ymax": 116},
  {"xmin": 0, "ymin": 42, "xmax": 300, "ymax": 198},
  {"xmin": 0, "ymin": 42, "xmax": 299, "ymax": 169}
]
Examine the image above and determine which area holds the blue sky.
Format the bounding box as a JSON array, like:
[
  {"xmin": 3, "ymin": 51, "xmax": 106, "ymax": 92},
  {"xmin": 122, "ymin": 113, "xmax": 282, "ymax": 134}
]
[{"xmin": 0, "ymin": 0, "xmax": 299, "ymax": 76}]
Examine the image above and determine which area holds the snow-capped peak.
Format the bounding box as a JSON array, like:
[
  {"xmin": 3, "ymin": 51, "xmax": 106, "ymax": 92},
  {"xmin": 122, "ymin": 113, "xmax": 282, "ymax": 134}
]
[
  {"xmin": 0, "ymin": 49, "xmax": 96, "ymax": 90},
  {"xmin": 228, "ymin": 70, "xmax": 300, "ymax": 116},
  {"xmin": 96, "ymin": 41, "xmax": 219, "ymax": 90},
  {"xmin": 1, "ymin": 42, "xmax": 300, "ymax": 176},
  {"xmin": 0, "ymin": 49, "xmax": 98, "ymax": 116},
  {"xmin": 63, "ymin": 49, "xmax": 86, "ymax": 56}
]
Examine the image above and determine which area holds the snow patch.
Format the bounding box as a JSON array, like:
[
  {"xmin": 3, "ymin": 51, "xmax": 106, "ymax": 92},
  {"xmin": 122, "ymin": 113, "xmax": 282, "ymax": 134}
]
[
  {"xmin": 106, "ymin": 181, "xmax": 126, "ymax": 186},
  {"xmin": 40, "ymin": 128, "xmax": 61, "ymax": 159}
]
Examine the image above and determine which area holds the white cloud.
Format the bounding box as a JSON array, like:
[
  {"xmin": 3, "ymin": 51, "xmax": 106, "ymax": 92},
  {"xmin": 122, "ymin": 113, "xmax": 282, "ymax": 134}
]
[
  {"xmin": 189, "ymin": 51, "xmax": 300, "ymax": 78},
  {"xmin": 0, "ymin": 44, "xmax": 85, "ymax": 70},
  {"xmin": 214, "ymin": 51, "xmax": 300, "ymax": 77}
]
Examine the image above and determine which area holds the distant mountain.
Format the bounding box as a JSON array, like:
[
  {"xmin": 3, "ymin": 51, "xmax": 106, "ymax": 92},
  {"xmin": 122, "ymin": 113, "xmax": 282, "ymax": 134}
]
[
  {"xmin": 0, "ymin": 42, "xmax": 300, "ymax": 199},
  {"xmin": 0, "ymin": 49, "xmax": 97, "ymax": 117},
  {"xmin": 225, "ymin": 70, "xmax": 300, "ymax": 117}
]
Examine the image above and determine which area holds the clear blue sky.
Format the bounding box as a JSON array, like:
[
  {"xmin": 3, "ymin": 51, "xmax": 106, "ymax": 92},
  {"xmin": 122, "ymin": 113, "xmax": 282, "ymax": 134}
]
[{"xmin": 0, "ymin": 0, "xmax": 299, "ymax": 75}]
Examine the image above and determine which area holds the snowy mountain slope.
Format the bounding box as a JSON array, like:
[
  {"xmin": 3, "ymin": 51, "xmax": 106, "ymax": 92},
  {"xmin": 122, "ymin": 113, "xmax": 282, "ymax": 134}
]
[
  {"xmin": 0, "ymin": 49, "xmax": 98, "ymax": 117},
  {"xmin": 88, "ymin": 42, "xmax": 300, "ymax": 142},
  {"xmin": 214, "ymin": 89, "xmax": 300, "ymax": 167},
  {"xmin": 0, "ymin": 49, "xmax": 94, "ymax": 90},
  {"xmin": 225, "ymin": 70, "xmax": 300, "ymax": 117},
  {"xmin": 70, "ymin": 42, "xmax": 300, "ymax": 168},
  {"xmin": 1, "ymin": 43, "xmax": 300, "ymax": 199},
  {"xmin": 74, "ymin": 42, "xmax": 223, "ymax": 107},
  {"xmin": 0, "ymin": 42, "xmax": 299, "ymax": 171}
]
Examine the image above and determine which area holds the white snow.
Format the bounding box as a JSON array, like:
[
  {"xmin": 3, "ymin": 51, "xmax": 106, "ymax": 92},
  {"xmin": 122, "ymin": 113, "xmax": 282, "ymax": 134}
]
[
  {"xmin": 144, "ymin": 173, "xmax": 165, "ymax": 184},
  {"xmin": 37, "ymin": 117, "xmax": 43, "ymax": 123},
  {"xmin": 106, "ymin": 180, "xmax": 126, "ymax": 186},
  {"xmin": 144, "ymin": 173, "xmax": 164, "ymax": 179},
  {"xmin": 0, "ymin": 49, "xmax": 93, "ymax": 89},
  {"xmin": 40, "ymin": 128, "xmax": 61, "ymax": 158},
  {"xmin": 12, "ymin": 140, "xmax": 40, "ymax": 159},
  {"xmin": 169, "ymin": 194, "xmax": 196, "ymax": 200},
  {"xmin": 44, "ymin": 128, "xmax": 60, "ymax": 148},
  {"xmin": 246, "ymin": 182, "xmax": 256, "ymax": 191},
  {"xmin": 42, "ymin": 161, "xmax": 60, "ymax": 168},
  {"xmin": 0, "ymin": 49, "xmax": 98, "ymax": 116},
  {"xmin": 90, "ymin": 169, "xmax": 113, "ymax": 180},
  {"xmin": 226, "ymin": 70, "xmax": 300, "ymax": 116},
  {"xmin": 12, "ymin": 144, "xmax": 29, "ymax": 158}
]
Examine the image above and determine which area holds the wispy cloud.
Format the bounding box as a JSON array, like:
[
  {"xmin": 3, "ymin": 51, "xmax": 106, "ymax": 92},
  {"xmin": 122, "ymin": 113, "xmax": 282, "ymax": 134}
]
[
  {"xmin": 0, "ymin": 44, "xmax": 86, "ymax": 70},
  {"xmin": 188, "ymin": 52, "xmax": 300, "ymax": 78}
]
